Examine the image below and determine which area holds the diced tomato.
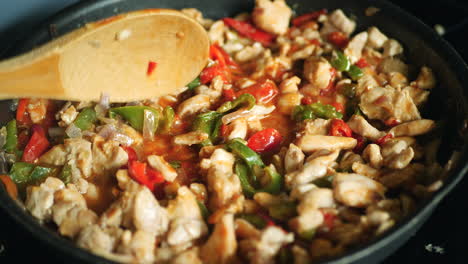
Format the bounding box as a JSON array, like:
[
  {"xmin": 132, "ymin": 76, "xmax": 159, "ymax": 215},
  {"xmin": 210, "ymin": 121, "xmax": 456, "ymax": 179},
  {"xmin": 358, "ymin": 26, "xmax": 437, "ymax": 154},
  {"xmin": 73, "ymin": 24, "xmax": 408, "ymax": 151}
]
[
  {"xmin": 247, "ymin": 128, "xmax": 283, "ymax": 153},
  {"xmin": 355, "ymin": 58, "xmax": 369, "ymax": 68},
  {"xmin": 222, "ymin": 18, "xmax": 275, "ymax": 46},
  {"xmin": 22, "ymin": 125, "xmax": 50, "ymax": 163},
  {"xmin": 292, "ymin": 9, "xmax": 327, "ymax": 27},
  {"xmin": 352, "ymin": 133, "xmax": 366, "ymax": 153},
  {"xmin": 322, "ymin": 211, "xmax": 336, "ymax": 230},
  {"xmin": 147, "ymin": 61, "xmax": 157, "ymax": 76},
  {"xmin": 384, "ymin": 118, "xmax": 401, "ymax": 127},
  {"xmin": 123, "ymin": 146, "xmax": 138, "ymax": 162},
  {"xmin": 17, "ymin": 129, "xmax": 30, "ymax": 150},
  {"xmin": 237, "ymin": 79, "xmax": 279, "ymax": 104},
  {"xmin": 16, "ymin": 99, "xmax": 31, "ymax": 125},
  {"xmin": 301, "ymin": 96, "xmax": 314, "ymax": 105},
  {"xmin": 128, "ymin": 160, "xmax": 164, "ymax": 191},
  {"xmin": 329, "ymin": 119, "xmax": 352, "ymax": 137},
  {"xmin": 200, "ymin": 64, "xmax": 229, "ymax": 84},
  {"xmin": 376, "ymin": 133, "xmax": 394, "ymax": 146},
  {"xmin": 330, "ymin": 102, "xmax": 344, "ymax": 114},
  {"xmin": 223, "ymin": 89, "xmax": 237, "ymax": 102},
  {"xmin": 327, "ymin": 31, "xmax": 349, "ymax": 48}
]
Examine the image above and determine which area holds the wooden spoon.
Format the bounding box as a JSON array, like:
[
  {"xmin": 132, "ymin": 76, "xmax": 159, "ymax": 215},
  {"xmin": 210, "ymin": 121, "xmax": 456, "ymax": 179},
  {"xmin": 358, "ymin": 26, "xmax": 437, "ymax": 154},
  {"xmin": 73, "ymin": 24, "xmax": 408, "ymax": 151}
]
[{"xmin": 0, "ymin": 9, "xmax": 209, "ymax": 102}]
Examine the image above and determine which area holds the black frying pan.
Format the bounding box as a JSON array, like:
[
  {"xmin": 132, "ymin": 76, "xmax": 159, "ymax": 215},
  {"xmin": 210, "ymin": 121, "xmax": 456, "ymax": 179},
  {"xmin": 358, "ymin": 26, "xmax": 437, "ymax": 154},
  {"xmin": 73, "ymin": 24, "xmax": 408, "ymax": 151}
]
[{"xmin": 0, "ymin": 0, "xmax": 467, "ymax": 263}]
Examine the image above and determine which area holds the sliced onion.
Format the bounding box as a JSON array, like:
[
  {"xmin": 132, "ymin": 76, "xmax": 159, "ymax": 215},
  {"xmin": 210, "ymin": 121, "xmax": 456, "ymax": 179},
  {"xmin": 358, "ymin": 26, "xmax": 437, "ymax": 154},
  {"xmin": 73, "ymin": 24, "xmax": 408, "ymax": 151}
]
[
  {"xmin": 221, "ymin": 105, "xmax": 276, "ymax": 124},
  {"xmin": 65, "ymin": 123, "xmax": 82, "ymax": 138},
  {"xmin": 95, "ymin": 93, "xmax": 110, "ymax": 118},
  {"xmin": 142, "ymin": 109, "xmax": 156, "ymax": 141},
  {"xmin": 97, "ymin": 124, "xmax": 134, "ymax": 146},
  {"xmin": 48, "ymin": 127, "xmax": 65, "ymax": 138},
  {"xmin": 0, "ymin": 126, "xmax": 7, "ymax": 149}
]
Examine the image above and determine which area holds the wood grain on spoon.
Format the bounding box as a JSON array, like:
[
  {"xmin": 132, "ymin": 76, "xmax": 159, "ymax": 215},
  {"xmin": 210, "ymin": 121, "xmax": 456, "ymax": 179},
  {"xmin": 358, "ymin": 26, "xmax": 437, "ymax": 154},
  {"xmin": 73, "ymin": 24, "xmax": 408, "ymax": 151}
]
[{"xmin": 0, "ymin": 9, "xmax": 210, "ymax": 102}]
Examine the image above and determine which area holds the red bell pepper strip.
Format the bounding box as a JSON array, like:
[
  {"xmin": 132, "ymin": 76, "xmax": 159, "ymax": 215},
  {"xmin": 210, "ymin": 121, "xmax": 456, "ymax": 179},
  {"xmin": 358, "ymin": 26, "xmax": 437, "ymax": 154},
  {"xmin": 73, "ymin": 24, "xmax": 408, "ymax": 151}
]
[
  {"xmin": 327, "ymin": 31, "xmax": 349, "ymax": 48},
  {"xmin": 247, "ymin": 128, "xmax": 283, "ymax": 153},
  {"xmin": 321, "ymin": 210, "xmax": 336, "ymax": 230},
  {"xmin": 309, "ymin": 39, "xmax": 321, "ymax": 46},
  {"xmin": 237, "ymin": 79, "xmax": 279, "ymax": 104},
  {"xmin": 292, "ymin": 9, "xmax": 327, "ymax": 27},
  {"xmin": 123, "ymin": 146, "xmax": 138, "ymax": 162},
  {"xmin": 200, "ymin": 64, "xmax": 229, "ymax": 84},
  {"xmin": 210, "ymin": 44, "xmax": 227, "ymax": 67},
  {"xmin": 355, "ymin": 58, "xmax": 369, "ymax": 68},
  {"xmin": 147, "ymin": 61, "xmax": 157, "ymax": 76},
  {"xmin": 223, "ymin": 89, "xmax": 237, "ymax": 102},
  {"xmin": 216, "ymin": 44, "xmax": 241, "ymax": 70},
  {"xmin": 301, "ymin": 96, "xmax": 314, "ymax": 105},
  {"xmin": 376, "ymin": 133, "xmax": 394, "ymax": 146},
  {"xmin": 22, "ymin": 125, "xmax": 50, "ymax": 163},
  {"xmin": 329, "ymin": 119, "xmax": 352, "ymax": 137},
  {"xmin": 330, "ymin": 102, "xmax": 345, "ymax": 114},
  {"xmin": 128, "ymin": 160, "xmax": 164, "ymax": 192},
  {"xmin": 222, "ymin": 18, "xmax": 275, "ymax": 46},
  {"xmin": 352, "ymin": 133, "xmax": 366, "ymax": 153},
  {"xmin": 16, "ymin": 99, "xmax": 31, "ymax": 125}
]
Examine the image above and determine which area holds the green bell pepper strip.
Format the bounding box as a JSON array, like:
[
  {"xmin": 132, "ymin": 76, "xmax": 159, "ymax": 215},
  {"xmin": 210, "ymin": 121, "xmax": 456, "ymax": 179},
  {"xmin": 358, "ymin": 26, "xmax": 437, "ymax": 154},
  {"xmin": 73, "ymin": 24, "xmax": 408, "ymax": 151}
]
[
  {"xmin": 340, "ymin": 83, "xmax": 356, "ymax": 98},
  {"xmin": 217, "ymin": 93, "xmax": 256, "ymax": 113},
  {"xmin": 187, "ymin": 76, "xmax": 201, "ymax": 90},
  {"xmin": 197, "ymin": 200, "xmax": 210, "ymax": 220},
  {"xmin": 9, "ymin": 162, "xmax": 54, "ymax": 191},
  {"xmin": 29, "ymin": 166, "xmax": 54, "ymax": 183},
  {"xmin": 312, "ymin": 175, "xmax": 334, "ymax": 188},
  {"xmin": 309, "ymin": 102, "xmax": 343, "ymax": 119},
  {"xmin": 237, "ymin": 213, "xmax": 268, "ymax": 229},
  {"xmin": 109, "ymin": 106, "xmax": 159, "ymax": 132},
  {"xmin": 169, "ymin": 161, "xmax": 181, "ymax": 169},
  {"xmin": 268, "ymin": 201, "xmax": 297, "ymax": 221},
  {"xmin": 192, "ymin": 111, "xmax": 222, "ymax": 146},
  {"xmin": 347, "ymin": 65, "xmax": 364, "ymax": 81},
  {"xmin": 3, "ymin": 120, "xmax": 18, "ymax": 154},
  {"xmin": 299, "ymin": 228, "xmax": 316, "ymax": 241},
  {"xmin": 331, "ymin": 51, "xmax": 350, "ymax": 72},
  {"xmin": 59, "ymin": 164, "xmax": 72, "ymax": 185},
  {"xmin": 160, "ymin": 106, "xmax": 175, "ymax": 133},
  {"xmin": 74, "ymin": 108, "xmax": 97, "ymax": 131},
  {"xmin": 292, "ymin": 105, "xmax": 315, "ymax": 122},
  {"xmin": 226, "ymin": 138, "xmax": 264, "ymax": 169},
  {"xmin": 260, "ymin": 165, "xmax": 282, "ymax": 195},
  {"xmin": 235, "ymin": 161, "xmax": 257, "ymax": 198}
]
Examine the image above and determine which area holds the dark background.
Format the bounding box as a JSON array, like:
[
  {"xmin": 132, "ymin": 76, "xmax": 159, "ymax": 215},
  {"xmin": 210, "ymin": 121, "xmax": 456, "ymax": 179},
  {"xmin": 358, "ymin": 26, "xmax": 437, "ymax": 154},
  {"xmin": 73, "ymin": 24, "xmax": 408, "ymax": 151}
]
[{"xmin": 0, "ymin": 0, "xmax": 468, "ymax": 263}]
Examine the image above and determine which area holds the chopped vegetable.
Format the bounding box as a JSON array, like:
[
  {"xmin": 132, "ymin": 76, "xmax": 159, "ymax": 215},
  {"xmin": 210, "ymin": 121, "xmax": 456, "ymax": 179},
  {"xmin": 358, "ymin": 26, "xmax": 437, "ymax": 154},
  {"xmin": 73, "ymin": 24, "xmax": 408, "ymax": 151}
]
[
  {"xmin": 237, "ymin": 213, "xmax": 268, "ymax": 229},
  {"xmin": 169, "ymin": 161, "xmax": 181, "ymax": 169},
  {"xmin": 0, "ymin": 175, "xmax": 18, "ymax": 199},
  {"xmin": 187, "ymin": 76, "xmax": 201, "ymax": 90},
  {"xmin": 222, "ymin": 89, "xmax": 237, "ymax": 102},
  {"xmin": 327, "ymin": 31, "xmax": 348, "ymax": 48},
  {"xmin": 226, "ymin": 138, "xmax": 265, "ymax": 170},
  {"xmin": 109, "ymin": 106, "xmax": 159, "ymax": 132},
  {"xmin": 268, "ymin": 201, "xmax": 296, "ymax": 221},
  {"xmin": 8, "ymin": 162, "xmax": 54, "ymax": 190},
  {"xmin": 347, "ymin": 65, "xmax": 364, "ymax": 80},
  {"xmin": 3, "ymin": 120, "xmax": 18, "ymax": 154},
  {"xmin": 329, "ymin": 119, "xmax": 352, "ymax": 137},
  {"xmin": 292, "ymin": 9, "xmax": 327, "ymax": 27},
  {"xmin": 235, "ymin": 161, "xmax": 257, "ymax": 198},
  {"xmin": 217, "ymin": 93, "xmax": 256, "ymax": 113},
  {"xmin": 58, "ymin": 164, "xmax": 72, "ymax": 184},
  {"xmin": 340, "ymin": 83, "xmax": 356, "ymax": 98},
  {"xmin": 293, "ymin": 103, "xmax": 343, "ymax": 121},
  {"xmin": 147, "ymin": 61, "xmax": 157, "ymax": 75},
  {"xmin": 16, "ymin": 99, "xmax": 30, "ymax": 125},
  {"xmin": 128, "ymin": 160, "xmax": 164, "ymax": 192},
  {"xmin": 247, "ymin": 128, "xmax": 283, "ymax": 153},
  {"xmin": 192, "ymin": 111, "xmax": 222, "ymax": 146},
  {"xmin": 22, "ymin": 125, "xmax": 49, "ymax": 163},
  {"xmin": 236, "ymin": 79, "xmax": 279, "ymax": 104},
  {"xmin": 160, "ymin": 106, "xmax": 175, "ymax": 133},
  {"xmin": 74, "ymin": 107, "xmax": 97, "ymax": 131},
  {"xmin": 292, "ymin": 105, "xmax": 315, "ymax": 121},
  {"xmin": 355, "ymin": 58, "xmax": 369, "ymax": 68},
  {"xmin": 142, "ymin": 109, "xmax": 157, "ymax": 141},
  {"xmin": 299, "ymin": 228, "xmax": 316, "ymax": 241},
  {"xmin": 312, "ymin": 175, "xmax": 334, "ymax": 188},
  {"xmin": 222, "ymin": 18, "xmax": 275, "ymax": 46},
  {"xmin": 331, "ymin": 51, "xmax": 350, "ymax": 71},
  {"xmin": 197, "ymin": 200, "xmax": 210, "ymax": 220},
  {"xmin": 200, "ymin": 64, "xmax": 229, "ymax": 84},
  {"xmin": 376, "ymin": 133, "xmax": 393, "ymax": 146},
  {"xmin": 352, "ymin": 133, "xmax": 366, "ymax": 153}
]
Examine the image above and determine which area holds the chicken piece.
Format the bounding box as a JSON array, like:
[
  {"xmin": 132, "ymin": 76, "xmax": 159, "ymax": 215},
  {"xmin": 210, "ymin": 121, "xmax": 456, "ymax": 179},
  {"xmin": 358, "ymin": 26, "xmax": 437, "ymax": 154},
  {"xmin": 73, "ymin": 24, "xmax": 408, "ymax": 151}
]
[
  {"xmin": 347, "ymin": 115, "xmax": 386, "ymax": 141},
  {"xmin": 386, "ymin": 72, "xmax": 408, "ymax": 89},
  {"xmin": 390, "ymin": 119, "xmax": 435, "ymax": 137},
  {"xmin": 285, "ymin": 150, "xmax": 339, "ymax": 188},
  {"xmin": 381, "ymin": 139, "xmax": 414, "ymax": 169},
  {"xmin": 39, "ymin": 138, "xmax": 93, "ymax": 182},
  {"xmin": 239, "ymin": 226, "xmax": 294, "ymax": 264},
  {"xmin": 333, "ymin": 173, "xmax": 386, "ymax": 207},
  {"xmin": 362, "ymin": 144, "xmax": 383, "ymax": 169},
  {"xmin": 147, "ymin": 155, "xmax": 178, "ymax": 182},
  {"xmin": 226, "ymin": 118, "xmax": 248, "ymax": 140},
  {"xmin": 303, "ymin": 57, "xmax": 333, "ymax": 90},
  {"xmin": 351, "ymin": 162, "xmax": 380, "ymax": 179},
  {"xmin": 92, "ymin": 136, "xmax": 128, "ymax": 176},
  {"xmin": 177, "ymin": 94, "xmax": 211, "ymax": 119},
  {"xmin": 339, "ymin": 151, "xmax": 364, "ymax": 171},
  {"xmin": 284, "ymin": 143, "xmax": 305, "ymax": 174},
  {"xmin": 321, "ymin": 9, "xmax": 356, "ymax": 36},
  {"xmin": 116, "ymin": 230, "xmax": 156, "ymax": 263},
  {"xmin": 58, "ymin": 105, "xmax": 79, "ymax": 127},
  {"xmin": 378, "ymin": 57, "xmax": 408, "ymax": 76},
  {"xmin": 202, "ymin": 149, "xmax": 244, "ymax": 212},
  {"xmin": 235, "ymin": 43, "xmax": 264, "ymax": 62},
  {"xmin": 25, "ymin": 177, "xmax": 65, "ymax": 221},
  {"xmin": 356, "ymin": 74, "xmax": 379, "ymax": 96},
  {"xmin": 166, "ymin": 187, "xmax": 208, "ymax": 247},
  {"xmin": 196, "ymin": 76, "xmax": 224, "ymax": 102},
  {"xmin": 76, "ymin": 225, "xmax": 119, "ymax": 255},
  {"xmin": 403, "ymin": 86, "xmax": 430, "ymax": 106},
  {"xmin": 52, "ymin": 202, "xmax": 98, "ymax": 238},
  {"xmin": 279, "ymin": 76, "xmax": 301, "ymax": 93},
  {"xmin": 235, "ymin": 218, "xmax": 262, "ymax": 239},
  {"xmin": 171, "ymin": 248, "xmax": 203, "ymax": 264},
  {"xmin": 290, "ymin": 45, "xmax": 316, "ymax": 61},
  {"xmin": 252, "ymin": 0, "xmax": 292, "ymax": 35},
  {"xmin": 414, "ymin": 66, "xmax": 436, "ymax": 89},
  {"xmin": 382, "ymin": 39, "xmax": 403, "ymax": 57},
  {"xmin": 277, "ymin": 92, "xmax": 302, "ymax": 115},
  {"xmin": 298, "ymin": 118, "xmax": 331, "ymax": 136},
  {"xmin": 344, "ymin": 32, "xmax": 368, "ymax": 63},
  {"xmin": 208, "ymin": 20, "xmax": 225, "ymax": 45},
  {"xmin": 27, "ymin": 98, "xmax": 48, "ymax": 124},
  {"xmin": 360, "ymin": 86, "xmax": 421, "ymax": 122},
  {"xmin": 379, "ymin": 163, "xmax": 424, "ymax": 189},
  {"xmin": 200, "ymin": 214, "xmax": 237, "ymax": 264},
  {"xmin": 290, "ymin": 188, "xmax": 334, "ymax": 233},
  {"xmin": 295, "ymin": 135, "xmax": 357, "ymax": 153},
  {"xmin": 173, "ymin": 131, "xmax": 209, "ymax": 146},
  {"xmin": 366, "ymin": 27, "xmax": 388, "ymax": 49}
]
